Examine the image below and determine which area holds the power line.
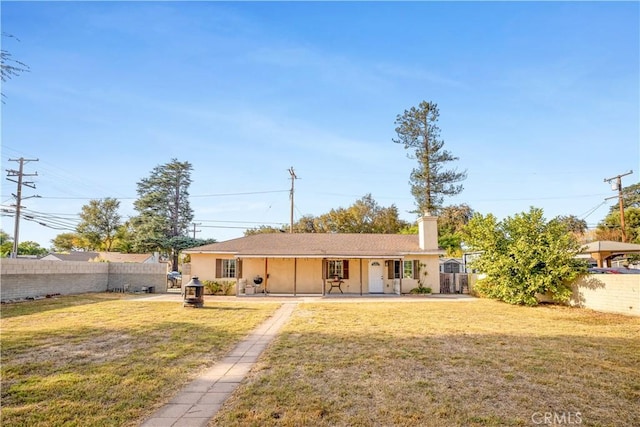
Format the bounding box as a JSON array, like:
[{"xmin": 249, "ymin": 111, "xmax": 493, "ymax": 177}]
[
  {"xmin": 37, "ymin": 189, "xmax": 290, "ymax": 200},
  {"xmin": 195, "ymin": 219, "xmax": 287, "ymax": 225}
]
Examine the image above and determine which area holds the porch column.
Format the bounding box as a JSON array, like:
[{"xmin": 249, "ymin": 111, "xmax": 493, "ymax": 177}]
[
  {"xmin": 264, "ymin": 258, "xmax": 268, "ymax": 294},
  {"xmin": 359, "ymin": 259, "xmax": 363, "ymax": 296},
  {"xmin": 293, "ymin": 258, "xmax": 297, "ymax": 296},
  {"xmin": 322, "ymin": 258, "xmax": 326, "ymax": 296}
]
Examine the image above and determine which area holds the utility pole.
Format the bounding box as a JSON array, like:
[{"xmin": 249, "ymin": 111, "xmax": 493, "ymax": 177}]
[
  {"xmin": 288, "ymin": 167, "xmax": 298, "ymax": 233},
  {"xmin": 191, "ymin": 222, "xmax": 201, "ymax": 239},
  {"xmin": 6, "ymin": 157, "xmax": 39, "ymax": 258},
  {"xmin": 604, "ymin": 170, "xmax": 633, "ymax": 242}
]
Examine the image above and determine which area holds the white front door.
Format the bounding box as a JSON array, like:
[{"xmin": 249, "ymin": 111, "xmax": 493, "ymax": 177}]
[{"xmin": 368, "ymin": 260, "xmax": 384, "ymax": 293}]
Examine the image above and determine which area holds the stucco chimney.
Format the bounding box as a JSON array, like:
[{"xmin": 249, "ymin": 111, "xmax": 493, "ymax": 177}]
[{"xmin": 417, "ymin": 212, "xmax": 438, "ymax": 250}]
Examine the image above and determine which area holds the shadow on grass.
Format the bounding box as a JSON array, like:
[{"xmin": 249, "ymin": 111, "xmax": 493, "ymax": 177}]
[
  {"xmin": 214, "ymin": 327, "xmax": 640, "ymax": 427},
  {"xmin": 0, "ymin": 293, "xmax": 126, "ymax": 319},
  {"xmin": 1, "ymin": 308, "xmax": 280, "ymax": 426}
]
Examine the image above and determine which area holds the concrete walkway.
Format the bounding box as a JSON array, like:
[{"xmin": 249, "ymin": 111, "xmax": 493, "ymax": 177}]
[{"xmin": 141, "ymin": 302, "xmax": 297, "ymax": 427}]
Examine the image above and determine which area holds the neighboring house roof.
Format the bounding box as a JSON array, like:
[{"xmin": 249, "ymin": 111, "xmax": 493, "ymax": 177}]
[
  {"xmin": 184, "ymin": 233, "xmax": 444, "ymax": 258},
  {"xmin": 582, "ymin": 241, "xmax": 640, "ymax": 254},
  {"xmin": 41, "ymin": 252, "xmax": 98, "ymax": 262},
  {"xmin": 94, "ymin": 252, "xmax": 156, "ymax": 263}
]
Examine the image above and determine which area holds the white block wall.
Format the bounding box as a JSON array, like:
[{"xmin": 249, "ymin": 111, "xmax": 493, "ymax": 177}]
[
  {"xmin": 571, "ymin": 275, "xmax": 640, "ymax": 316},
  {"xmin": 1, "ymin": 259, "xmax": 166, "ymax": 301}
]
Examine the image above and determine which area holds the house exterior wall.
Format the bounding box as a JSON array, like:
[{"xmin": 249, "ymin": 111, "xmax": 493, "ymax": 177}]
[
  {"xmin": 397, "ymin": 255, "xmax": 441, "ymax": 293},
  {"xmin": 188, "ymin": 254, "xmax": 441, "ymax": 295},
  {"xmin": 188, "ymin": 253, "xmax": 217, "ymax": 281},
  {"xmin": 295, "ymin": 259, "xmax": 324, "ymax": 294}
]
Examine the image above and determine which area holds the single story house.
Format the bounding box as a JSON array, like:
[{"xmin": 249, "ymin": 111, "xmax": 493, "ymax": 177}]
[{"xmin": 183, "ymin": 214, "xmax": 445, "ymax": 295}]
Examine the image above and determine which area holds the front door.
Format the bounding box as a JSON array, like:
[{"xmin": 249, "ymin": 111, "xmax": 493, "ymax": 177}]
[{"xmin": 368, "ymin": 260, "xmax": 384, "ymax": 293}]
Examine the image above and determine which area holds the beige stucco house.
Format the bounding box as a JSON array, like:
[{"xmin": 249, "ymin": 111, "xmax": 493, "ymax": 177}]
[{"xmin": 183, "ymin": 214, "xmax": 444, "ymax": 296}]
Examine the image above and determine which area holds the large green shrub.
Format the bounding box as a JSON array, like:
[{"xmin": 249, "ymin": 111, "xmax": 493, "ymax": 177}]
[{"xmin": 462, "ymin": 207, "xmax": 587, "ymax": 306}]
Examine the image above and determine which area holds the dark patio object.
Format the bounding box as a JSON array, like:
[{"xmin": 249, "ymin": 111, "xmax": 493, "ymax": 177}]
[{"xmin": 183, "ymin": 276, "xmax": 204, "ymax": 308}]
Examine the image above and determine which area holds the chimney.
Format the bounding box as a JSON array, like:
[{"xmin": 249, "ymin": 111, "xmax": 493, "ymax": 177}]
[{"xmin": 417, "ymin": 212, "xmax": 438, "ymax": 250}]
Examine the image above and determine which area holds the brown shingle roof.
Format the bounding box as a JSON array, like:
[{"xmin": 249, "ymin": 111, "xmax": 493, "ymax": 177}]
[
  {"xmin": 42, "ymin": 252, "xmax": 98, "ymax": 262},
  {"xmin": 95, "ymin": 252, "xmax": 155, "ymax": 263},
  {"xmin": 184, "ymin": 233, "xmax": 443, "ymax": 258}
]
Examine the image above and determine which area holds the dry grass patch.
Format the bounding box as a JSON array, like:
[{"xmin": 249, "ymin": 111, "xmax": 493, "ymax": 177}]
[
  {"xmin": 1, "ymin": 293, "xmax": 281, "ymax": 426},
  {"xmin": 211, "ymin": 300, "xmax": 640, "ymax": 427}
]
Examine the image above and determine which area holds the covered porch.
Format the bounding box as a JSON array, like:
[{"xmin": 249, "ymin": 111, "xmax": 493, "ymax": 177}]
[{"xmin": 235, "ymin": 256, "xmax": 438, "ymax": 296}]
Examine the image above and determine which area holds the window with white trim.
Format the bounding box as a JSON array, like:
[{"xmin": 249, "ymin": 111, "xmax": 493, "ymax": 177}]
[
  {"xmin": 403, "ymin": 260, "xmax": 414, "ymax": 279},
  {"xmin": 222, "ymin": 259, "xmax": 236, "ymax": 278},
  {"xmin": 327, "ymin": 260, "xmax": 349, "ymax": 279}
]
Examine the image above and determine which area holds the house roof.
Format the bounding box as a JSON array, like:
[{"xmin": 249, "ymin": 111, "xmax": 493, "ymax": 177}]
[
  {"xmin": 94, "ymin": 252, "xmax": 155, "ymax": 263},
  {"xmin": 184, "ymin": 233, "xmax": 444, "ymax": 258},
  {"xmin": 42, "ymin": 251, "xmax": 98, "ymax": 262},
  {"xmin": 581, "ymin": 241, "xmax": 640, "ymax": 254}
]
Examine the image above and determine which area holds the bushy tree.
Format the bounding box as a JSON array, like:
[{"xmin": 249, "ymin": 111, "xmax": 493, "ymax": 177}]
[
  {"xmin": 393, "ymin": 100, "xmax": 466, "ymax": 214},
  {"xmin": 131, "ymin": 159, "xmax": 194, "ymax": 270},
  {"xmin": 621, "ymin": 182, "xmax": 640, "ymax": 209},
  {"xmin": 76, "ymin": 198, "xmax": 121, "ymax": 251},
  {"xmin": 1, "ymin": 230, "xmax": 13, "ymax": 257},
  {"xmin": 463, "ymin": 207, "xmax": 587, "ymax": 306},
  {"xmin": 50, "ymin": 232, "xmax": 91, "ymax": 252},
  {"xmin": 244, "ymin": 225, "xmax": 286, "ymax": 236},
  {"xmin": 438, "ymin": 204, "xmax": 474, "ymax": 256},
  {"xmin": 309, "ymin": 194, "xmax": 409, "ymax": 233},
  {"xmin": 17, "ymin": 241, "xmax": 48, "ymax": 257},
  {"xmin": 596, "ymin": 207, "xmax": 640, "ymax": 243},
  {"xmin": 247, "ymin": 195, "xmax": 410, "ymax": 235}
]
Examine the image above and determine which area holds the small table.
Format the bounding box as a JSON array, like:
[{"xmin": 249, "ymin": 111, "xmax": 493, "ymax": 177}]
[{"xmin": 327, "ymin": 279, "xmax": 344, "ymax": 294}]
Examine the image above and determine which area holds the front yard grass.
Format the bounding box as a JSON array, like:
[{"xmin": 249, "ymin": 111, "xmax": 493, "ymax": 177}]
[
  {"xmin": 0, "ymin": 293, "xmax": 281, "ymax": 426},
  {"xmin": 211, "ymin": 299, "xmax": 640, "ymax": 427}
]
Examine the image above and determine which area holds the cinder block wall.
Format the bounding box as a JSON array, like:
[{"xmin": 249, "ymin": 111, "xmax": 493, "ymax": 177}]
[
  {"xmin": 1, "ymin": 259, "xmax": 166, "ymax": 301},
  {"xmin": 571, "ymin": 275, "xmax": 640, "ymax": 316},
  {"xmin": 108, "ymin": 262, "xmax": 167, "ymax": 293}
]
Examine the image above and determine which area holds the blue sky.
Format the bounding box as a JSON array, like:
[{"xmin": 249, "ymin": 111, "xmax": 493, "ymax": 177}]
[{"xmin": 2, "ymin": 1, "xmax": 638, "ymax": 249}]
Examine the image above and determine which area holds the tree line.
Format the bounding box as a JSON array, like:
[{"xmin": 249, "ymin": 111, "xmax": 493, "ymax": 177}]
[{"xmin": 3, "ymin": 99, "xmax": 637, "ymax": 307}]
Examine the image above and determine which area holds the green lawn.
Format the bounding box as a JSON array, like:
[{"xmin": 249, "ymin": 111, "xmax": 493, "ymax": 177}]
[
  {"xmin": 0, "ymin": 294, "xmax": 281, "ymax": 426},
  {"xmin": 210, "ymin": 300, "xmax": 640, "ymax": 427}
]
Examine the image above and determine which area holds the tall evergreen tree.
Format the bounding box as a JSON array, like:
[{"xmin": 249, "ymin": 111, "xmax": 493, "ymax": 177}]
[
  {"xmin": 132, "ymin": 159, "xmax": 194, "ymax": 270},
  {"xmin": 393, "ymin": 100, "xmax": 466, "ymax": 214}
]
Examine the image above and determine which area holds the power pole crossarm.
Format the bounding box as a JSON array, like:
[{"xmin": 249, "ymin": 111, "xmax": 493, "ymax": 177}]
[
  {"xmin": 191, "ymin": 223, "xmax": 201, "ymax": 239},
  {"xmin": 6, "ymin": 157, "xmax": 39, "ymax": 258},
  {"xmin": 604, "ymin": 170, "xmax": 633, "ymax": 243}
]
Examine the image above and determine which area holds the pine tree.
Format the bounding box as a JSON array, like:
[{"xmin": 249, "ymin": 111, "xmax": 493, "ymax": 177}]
[{"xmin": 393, "ymin": 101, "xmax": 466, "ymax": 214}]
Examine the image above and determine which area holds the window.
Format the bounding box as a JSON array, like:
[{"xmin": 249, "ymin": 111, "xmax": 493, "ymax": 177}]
[
  {"xmin": 388, "ymin": 260, "xmax": 402, "ymax": 279},
  {"xmin": 403, "ymin": 260, "xmax": 414, "ymax": 279},
  {"xmin": 326, "ymin": 260, "xmax": 349, "ymax": 279},
  {"xmin": 390, "ymin": 260, "xmax": 418, "ymax": 279},
  {"xmin": 216, "ymin": 259, "xmax": 237, "ymax": 278}
]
